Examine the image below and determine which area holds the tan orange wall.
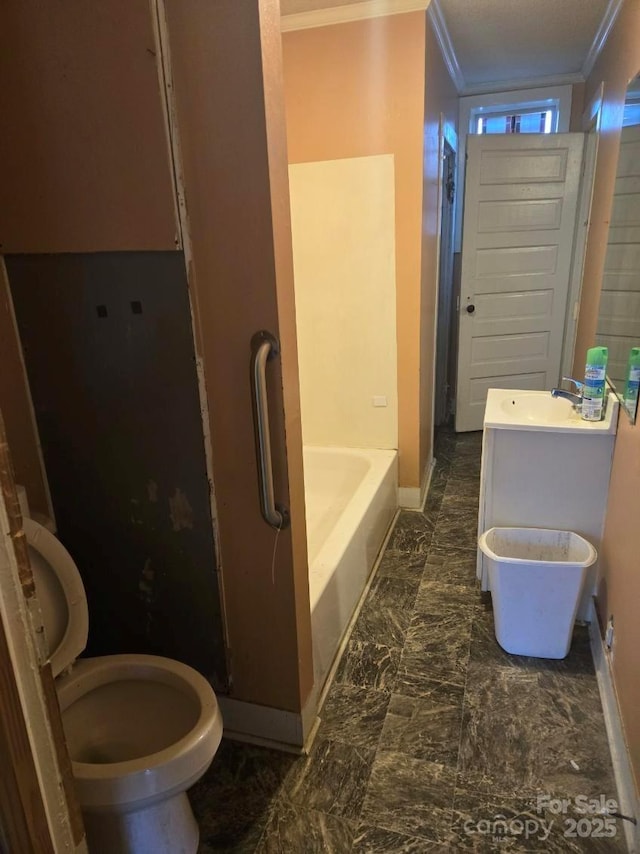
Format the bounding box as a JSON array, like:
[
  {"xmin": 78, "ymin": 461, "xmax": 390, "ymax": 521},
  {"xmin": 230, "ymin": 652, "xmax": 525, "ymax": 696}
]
[
  {"xmin": 0, "ymin": 1, "xmax": 178, "ymax": 253},
  {"xmin": 282, "ymin": 13, "xmax": 427, "ymax": 488},
  {"xmin": 0, "ymin": 0, "xmax": 314, "ymax": 716},
  {"xmin": 419, "ymin": 16, "xmax": 459, "ymax": 471},
  {"xmin": 0, "ymin": 264, "xmax": 47, "ymax": 513},
  {"xmin": 164, "ymin": 0, "xmax": 313, "ymax": 712},
  {"xmin": 578, "ymin": 0, "xmax": 640, "ymax": 796},
  {"xmin": 0, "ymin": 0, "xmax": 180, "ymax": 516}
]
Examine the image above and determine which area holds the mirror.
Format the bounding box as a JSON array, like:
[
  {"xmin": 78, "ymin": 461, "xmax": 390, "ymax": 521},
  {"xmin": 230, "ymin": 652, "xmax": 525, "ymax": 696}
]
[{"xmin": 596, "ymin": 72, "xmax": 640, "ymax": 423}]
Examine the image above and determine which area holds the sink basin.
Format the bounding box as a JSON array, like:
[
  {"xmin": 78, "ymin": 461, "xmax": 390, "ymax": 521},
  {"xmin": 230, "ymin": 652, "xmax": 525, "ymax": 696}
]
[
  {"xmin": 484, "ymin": 389, "xmax": 619, "ymax": 434},
  {"xmin": 499, "ymin": 393, "xmax": 578, "ymax": 424}
]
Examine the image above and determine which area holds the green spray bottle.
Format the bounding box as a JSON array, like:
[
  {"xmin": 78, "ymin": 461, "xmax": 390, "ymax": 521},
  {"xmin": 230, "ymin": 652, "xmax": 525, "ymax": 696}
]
[
  {"xmin": 582, "ymin": 346, "xmax": 608, "ymax": 422},
  {"xmin": 623, "ymin": 347, "xmax": 640, "ymax": 415}
]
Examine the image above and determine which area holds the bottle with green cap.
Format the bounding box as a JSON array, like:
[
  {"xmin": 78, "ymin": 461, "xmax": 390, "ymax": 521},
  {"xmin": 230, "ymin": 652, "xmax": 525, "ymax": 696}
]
[
  {"xmin": 623, "ymin": 346, "xmax": 640, "ymax": 415},
  {"xmin": 582, "ymin": 345, "xmax": 608, "ymax": 421}
]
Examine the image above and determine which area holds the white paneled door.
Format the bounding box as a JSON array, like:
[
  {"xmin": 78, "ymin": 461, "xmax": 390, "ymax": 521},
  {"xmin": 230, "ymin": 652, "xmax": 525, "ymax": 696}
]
[{"xmin": 456, "ymin": 133, "xmax": 584, "ymax": 432}]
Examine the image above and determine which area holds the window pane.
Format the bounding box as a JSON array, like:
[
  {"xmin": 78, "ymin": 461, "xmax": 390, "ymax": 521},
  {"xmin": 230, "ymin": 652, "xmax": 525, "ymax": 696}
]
[
  {"xmin": 518, "ymin": 112, "xmax": 545, "ymax": 133},
  {"xmin": 481, "ymin": 115, "xmax": 512, "ymax": 134},
  {"xmin": 623, "ymin": 102, "xmax": 640, "ymax": 126},
  {"xmin": 471, "ymin": 106, "xmax": 557, "ymax": 135}
]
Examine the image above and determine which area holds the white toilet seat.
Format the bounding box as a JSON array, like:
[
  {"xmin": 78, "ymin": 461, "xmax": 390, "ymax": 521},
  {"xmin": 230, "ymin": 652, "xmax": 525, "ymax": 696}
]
[
  {"xmin": 23, "ymin": 517, "xmax": 88, "ymax": 676},
  {"xmin": 24, "ymin": 515, "xmax": 223, "ymax": 852},
  {"xmin": 56, "ymin": 654, "xmax": 222, "ymax": 811}
]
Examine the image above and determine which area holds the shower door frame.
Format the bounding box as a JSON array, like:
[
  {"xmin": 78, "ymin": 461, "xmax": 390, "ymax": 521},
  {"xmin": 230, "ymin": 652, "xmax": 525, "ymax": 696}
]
[{"xmin": 0, "ymin": 421, "xmax": 85, "ymax": 853}]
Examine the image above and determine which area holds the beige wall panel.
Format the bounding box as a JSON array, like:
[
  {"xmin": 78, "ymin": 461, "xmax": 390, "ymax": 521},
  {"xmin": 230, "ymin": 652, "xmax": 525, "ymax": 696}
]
[
  {"xmin": 163, "ymin": 0, "xmax": 312, "ymax": 712},
  {"xmin": 290, "ymin": 155, "xmax": 398, "ymax": 450},
  {"xmin": 0, "ymin": 1, "xmax": 178, "ymax": 252},
  {"xmin": 579, "ymin": 0, "xmax": 640, "ymax": 798},
  {"xmin": 282, "ymin": 14, "xmax": 426, "ymax": 487}
]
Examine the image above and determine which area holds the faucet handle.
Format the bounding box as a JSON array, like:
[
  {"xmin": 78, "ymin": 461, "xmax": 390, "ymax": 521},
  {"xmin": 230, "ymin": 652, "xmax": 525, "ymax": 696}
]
[{"xmin": 562, "ymin": 377, "xmax": 584, "ymax": 391}]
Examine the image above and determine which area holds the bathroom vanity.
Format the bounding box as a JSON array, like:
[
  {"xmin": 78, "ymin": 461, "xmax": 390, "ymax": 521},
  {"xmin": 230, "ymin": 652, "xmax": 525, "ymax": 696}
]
[{"xmin": 478, "ymin": 389, "xmax": 619, "ymax": 621}]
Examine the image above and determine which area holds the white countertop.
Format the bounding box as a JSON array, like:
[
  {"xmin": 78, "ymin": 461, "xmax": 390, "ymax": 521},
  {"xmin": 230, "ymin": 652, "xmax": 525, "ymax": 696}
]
[{"xmin": 483, "ymin": 389, "xmax": 619, "ymax": 435}]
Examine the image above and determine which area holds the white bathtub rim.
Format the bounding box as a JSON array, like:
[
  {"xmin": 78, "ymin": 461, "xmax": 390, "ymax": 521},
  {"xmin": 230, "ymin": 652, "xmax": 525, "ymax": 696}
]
[
  {"xmin": 303, "ymin": 447, "xmax": 396, "ymax": 556},
  {"xmin": 303, "ymin": 444, "xmax": 396, "ymax": 455},
  {"xmin": 304, "ymin": 447, "xmax": 398, "ymax": 611}
]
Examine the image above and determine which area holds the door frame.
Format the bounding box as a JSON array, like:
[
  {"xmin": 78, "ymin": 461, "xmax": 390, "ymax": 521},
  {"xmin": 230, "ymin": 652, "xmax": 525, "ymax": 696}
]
[
  {"xmin": 434, "ymin": 137, "xmax": 457, "ymax": 427},
  {"xmin": 431, "ymin": 114, "xmax": 458, "ymax": 453},
  {"xmin": 0, "ymin": 416, "xmax": 86, "ymax": 853}
]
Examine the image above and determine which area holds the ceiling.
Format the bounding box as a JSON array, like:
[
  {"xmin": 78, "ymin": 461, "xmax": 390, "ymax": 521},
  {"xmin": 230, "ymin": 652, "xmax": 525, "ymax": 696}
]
[
  {"xmin": 280, "ymin": 0, "xmax": 619, "ymax": 94},
  {"xmin": 435, "ymin": 0, "xmax": 611, "ymax": 91}
]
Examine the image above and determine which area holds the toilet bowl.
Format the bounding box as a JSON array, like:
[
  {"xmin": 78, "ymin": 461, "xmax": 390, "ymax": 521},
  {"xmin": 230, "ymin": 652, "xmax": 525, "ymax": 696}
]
[{"xmin": 24, "ymin": 516, "xmax": 223, "ymax": 854}]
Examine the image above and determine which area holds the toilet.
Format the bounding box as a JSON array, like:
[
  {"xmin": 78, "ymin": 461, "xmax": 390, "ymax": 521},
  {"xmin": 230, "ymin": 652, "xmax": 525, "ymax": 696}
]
[{"xmin": 24, "ymin": 515, "xmax": 223, "ymax": 854}]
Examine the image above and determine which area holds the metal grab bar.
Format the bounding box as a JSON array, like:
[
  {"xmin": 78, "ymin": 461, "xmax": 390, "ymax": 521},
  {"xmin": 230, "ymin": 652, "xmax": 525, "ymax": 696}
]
[{"xmin": 250, "ymin": 331, "xmax": 290, "ymax": 530}]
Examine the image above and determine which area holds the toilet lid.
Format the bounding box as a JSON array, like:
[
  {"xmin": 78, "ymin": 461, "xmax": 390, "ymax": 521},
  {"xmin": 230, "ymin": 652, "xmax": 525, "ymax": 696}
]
[{"xmin": 24, "ymin": 518, "xmax": 89, "ymax": 677}]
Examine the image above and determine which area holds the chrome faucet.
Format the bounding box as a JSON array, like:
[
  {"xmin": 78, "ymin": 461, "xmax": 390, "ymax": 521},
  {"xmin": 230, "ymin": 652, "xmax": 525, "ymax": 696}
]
[{"xmin": 551, "ymin": 377, "xmax": 583, "ymax": 407}]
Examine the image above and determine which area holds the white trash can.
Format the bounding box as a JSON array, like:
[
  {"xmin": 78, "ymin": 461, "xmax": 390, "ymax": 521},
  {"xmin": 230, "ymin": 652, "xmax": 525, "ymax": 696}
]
[{"xmin": 478, "ymin": 527, "xmax": 597, "ymax": 659}]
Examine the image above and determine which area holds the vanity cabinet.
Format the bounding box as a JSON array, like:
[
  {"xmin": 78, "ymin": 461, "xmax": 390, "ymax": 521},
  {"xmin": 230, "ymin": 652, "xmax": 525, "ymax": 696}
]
[{"xmin": 478, "ymin": 390, "xmax": 619, "ymax": 621}]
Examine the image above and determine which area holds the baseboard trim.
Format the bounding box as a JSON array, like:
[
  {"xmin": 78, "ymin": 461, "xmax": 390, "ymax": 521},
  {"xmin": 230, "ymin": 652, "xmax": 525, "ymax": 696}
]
[
  {"xmin": 398, "ymin": 456, "xmax": 435, "ymax": 509},
  {"xmin": 218, "ymin": 688, "xmax": 319, "ymax": 755},
  {"xmin": 589, "ymin": 611, "xmax": 639, "ymax": 853}
]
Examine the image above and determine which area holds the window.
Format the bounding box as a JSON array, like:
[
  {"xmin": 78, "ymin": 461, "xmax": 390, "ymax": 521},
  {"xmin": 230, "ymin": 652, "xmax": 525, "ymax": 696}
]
[
  {"xmin": 475, "ymin": 107, "xmax": 557, "ymax": 135},
  {"xmin": 456, "ymin": 86, "xmax": 572, "ymax": 251},
  {"xmin": 461, "ymin": 86, "xmax": 571, "ymax": 138},
  {"xmin": 623, "ymin": 95, "xmax": 640, "ymax": 127}
]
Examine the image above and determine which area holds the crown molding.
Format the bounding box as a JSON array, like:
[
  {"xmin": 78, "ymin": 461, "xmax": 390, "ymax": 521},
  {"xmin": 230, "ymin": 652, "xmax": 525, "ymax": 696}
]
[
  {"xmin": 461, "ymin": 72, "xmax": 584, "ymax": 97},
  {"xmin": 582, "ymin": 0, "xmax": 623, "ymax": 80},
  {"xmin": 427, "ymin": 0, "xmax": 464, "ymax": 92},
  {"xmin": 281, "ymin": 0, "xmax": 430, "ymax": 33}
]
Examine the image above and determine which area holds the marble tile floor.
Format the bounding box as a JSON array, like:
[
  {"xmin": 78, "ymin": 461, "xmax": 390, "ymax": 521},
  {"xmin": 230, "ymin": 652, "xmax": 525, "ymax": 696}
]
[{"xmin": 193, "ymin": 429, "xmax": 626, "ymax": 853}]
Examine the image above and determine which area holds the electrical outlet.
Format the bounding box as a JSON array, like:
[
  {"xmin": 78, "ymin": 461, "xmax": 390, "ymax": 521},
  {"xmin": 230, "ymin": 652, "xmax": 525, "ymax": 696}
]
[{"xmin": 605, "ymin": 616, "xmax": 614, "ymax": 650}]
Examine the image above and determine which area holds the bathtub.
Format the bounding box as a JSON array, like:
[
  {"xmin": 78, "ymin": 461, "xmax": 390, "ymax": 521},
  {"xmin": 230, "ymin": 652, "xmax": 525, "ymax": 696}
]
[{"xmin": 303, "ymin": 446, "xmax": 398, "ymax": 692}]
